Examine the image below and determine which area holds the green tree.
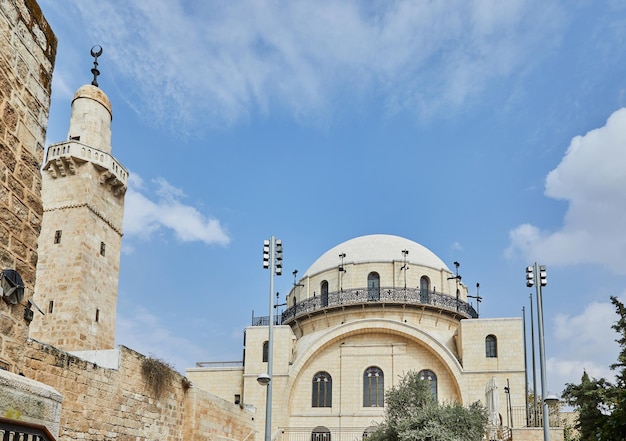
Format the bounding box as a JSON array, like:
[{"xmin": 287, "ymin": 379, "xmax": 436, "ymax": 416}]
[
  {"xmin": 562, "ymin": 296, "xmax": 626, "ymax": 441},
  {"xmin": 562, "ymin": 371, "xmax": 611, "ymax": 440},
  {"xmin": 367, "ymin": 371, "xmax": 488, "ymax": 441}
]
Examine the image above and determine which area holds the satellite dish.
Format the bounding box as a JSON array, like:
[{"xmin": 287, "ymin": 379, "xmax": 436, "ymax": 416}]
[{"xmin": 1, "ymin": 269, "xmax": 25, "ymax": 305}]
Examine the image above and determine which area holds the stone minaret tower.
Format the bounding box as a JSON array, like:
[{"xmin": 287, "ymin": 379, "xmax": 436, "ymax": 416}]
[{"xmin": 30, "ymin": 52, "xmax": 127, "ymax": 351}]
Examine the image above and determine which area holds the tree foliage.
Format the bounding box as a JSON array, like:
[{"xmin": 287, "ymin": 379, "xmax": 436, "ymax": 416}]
[
  {"xmin": 561, "ymin": 296, "xmax": 626, "ymax": 441},
  {"xmin": 367, "ymin": 371, "xmax": 488, "ymax": 441}
]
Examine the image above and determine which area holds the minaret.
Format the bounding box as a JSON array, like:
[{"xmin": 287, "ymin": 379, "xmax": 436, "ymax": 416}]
[{"xmin": 30, "ymin": 47, "xmax": 127, "ymax": 351}]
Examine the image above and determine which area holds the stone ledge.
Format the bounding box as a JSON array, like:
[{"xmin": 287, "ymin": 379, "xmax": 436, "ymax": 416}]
[{"xmin": 0, "ymin": 368, "xmax": 62, "ymax": 438}]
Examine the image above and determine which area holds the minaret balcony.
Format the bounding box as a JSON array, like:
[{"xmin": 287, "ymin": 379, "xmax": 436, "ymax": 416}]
[{"xmin": 44, "ymin": 141, "xmax": 128, "ymax": 195}]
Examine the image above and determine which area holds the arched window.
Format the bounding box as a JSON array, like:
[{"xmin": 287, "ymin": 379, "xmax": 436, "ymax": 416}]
[
  {"xmin": 311, "ymin": 427, "xmax": 330, "ymax": 441},
  {"xmin": 419, "ymin": 369, "xmax": 437, "ymax": 401},
  {"xmin": 363, "ymin": 366, "xmax": 384, "ymax": 407},
  {"xmin": 312, "ymin": 371, "xmax": 332, "ymax": 407},
  {"xmin": 420, "ymin": 276, "xmax": 430, "ymax": 303},
  {"xmin": 367, "ymin": 272, "xmax": 380, "ymax": 301},
  {"xmin": 321, "ymin": 280, "xmax": 329, "ymax": 307},
  {"xmin": 262, "ymin": 340, "xmax": 269, "ymax": 362},
  {"xmin": 486, "ymin": 335, "xmax": 497, "ymax": 358}
]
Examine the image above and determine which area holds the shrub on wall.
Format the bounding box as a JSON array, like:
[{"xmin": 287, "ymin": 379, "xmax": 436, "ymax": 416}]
[{"xmin": 141, "ymin": 356, "xmax": 175, "ymax": 399}]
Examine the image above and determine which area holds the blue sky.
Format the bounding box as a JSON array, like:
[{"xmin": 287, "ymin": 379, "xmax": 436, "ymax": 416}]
[{"xmin": 37, "ymin": 0, "xmax": 626, "ymax": 398}]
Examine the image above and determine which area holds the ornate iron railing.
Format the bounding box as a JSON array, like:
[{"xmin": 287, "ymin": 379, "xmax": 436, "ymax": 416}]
[
  {"xmin": 252, "ymin": 287, "xmax": 478, "ymax": 326},
  {"xmin": 0, "ymin": 416, "xmax": 56, "ymax": 441}
]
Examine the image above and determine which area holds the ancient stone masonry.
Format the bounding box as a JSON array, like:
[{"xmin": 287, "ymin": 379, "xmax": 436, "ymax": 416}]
[
  {"xmin": 0, "ymin": 0, "xmax": 56, "ymax": 372},
  {"xmin": 20, "ymin": 341, "xmax": 256, "ymax": 441},
  {"xmin": 1, "ymin": 3, "xmax": 259, "ymax": 441},
  {"xmin": 30, "ymin": 83, "xmax": 128, "ymax": 352}
]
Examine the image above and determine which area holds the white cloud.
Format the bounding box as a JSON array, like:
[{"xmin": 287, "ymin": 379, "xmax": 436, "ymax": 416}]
[
  {"xmin": 546, "ymin": 296, "xmax": 625, "ymax": 393},
  {"xmin": 123, "ymin": 173, "xmax": 230, "ymax": 246},
  {"xmin": 115, "ymin": 305, "xmax": 207, "ymax": 373},
  {"xmin": 60, "ymin": 0, "xmax": 563, "ymax": 129},
  {"xmin": 506, "ymin": 108, "xmax": 626, "ymax": 274}
]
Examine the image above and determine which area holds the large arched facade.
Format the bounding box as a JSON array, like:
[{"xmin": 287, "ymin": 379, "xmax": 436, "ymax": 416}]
[
  {"xmin": 285, "ymin": 318, "xmax": 465, "ymax": 428},
  {"xmin": 187, "ymin": 235, "xmax": 526, "ymax": 441}
]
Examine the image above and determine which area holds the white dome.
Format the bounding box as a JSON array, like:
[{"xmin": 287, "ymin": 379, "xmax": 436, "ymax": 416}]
[{"xmin": 303, "ymin": 234, "xmax": 449, "ymax": 277}]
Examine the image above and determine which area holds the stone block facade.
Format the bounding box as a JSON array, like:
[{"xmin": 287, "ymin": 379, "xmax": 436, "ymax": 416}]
[
  {"xmin": 0, "ymin": 369, "xmax": 62, "ymax": 437},
  {"xmin": 19, "ymin": 341, "xmax": 256, "ymax": 441},
  {"xmin": 510, "ymin": 427, "xmax": 564, "ymax": 441},
  {"xmin": 0, "ymin": 0, "xmax": 56, "ymax": 372}
]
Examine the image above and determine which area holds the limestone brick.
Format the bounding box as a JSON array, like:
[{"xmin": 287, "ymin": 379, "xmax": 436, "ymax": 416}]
[
  {"xmin": 10, "ymin": 341, "xmax": 256, "ymax": 441},
  {"xmin": 30, "ymin": 85, "xmax": 127, "ymax": 351},
  {"xmin": 0, "ymin": 0, "xmax": 56, "ymax": 372},
  {"xmin": 0, "ymin": 369, "xmax": 62, "ymax": 437}
]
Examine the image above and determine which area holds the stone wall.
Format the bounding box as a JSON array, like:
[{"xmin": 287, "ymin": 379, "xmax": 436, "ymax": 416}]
[
  {"xmin": 0, "ymin": 369, "xmax": 62, "ymax": 437},
  {"xmin": 183, "ymin": 387, "xmax": 257, "ymax": 441},
  {"xmin": 0, "ymin": 0, "xmax": 56, "ymax": 371},
  {"xmin": 21, "ymin": 340, "xmax": 256, "ymax": 441},
  {"xmin": 510, "ymin": 427, "xmax": 564, "ymax": 441}
]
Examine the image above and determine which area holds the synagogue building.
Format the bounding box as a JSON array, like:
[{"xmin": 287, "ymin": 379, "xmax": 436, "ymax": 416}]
[{"xmin": 187, "ymin": 234, "xmax": 532, "ymax": 441}]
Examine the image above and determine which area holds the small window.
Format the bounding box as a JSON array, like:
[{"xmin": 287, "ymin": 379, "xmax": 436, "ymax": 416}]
[
  {"xmin": 312, "ymin": 371, "xmax": 332, "ymax": 407},
  {"xmin": 367, "ymin": 272, "xmax": 380, "ymax": 301},
  {"xmin": 48, "ymin": 300, "xmax": 54, "ymax": 314},
  {"xmin": 321, "ymin": 280, "xmax": 329, "ymax": 307},
  {"xmin": 235, "ymin": 394, "xmax": 241, "ymax": 405},
  {"xmin": 262, "ymin": 340, "xmax": 269, "ymax": 362},
  {"xmin": 100, "ymin": 242, "xmax": 106, "ymax": 256},
  {"xmin": 95, "ymin": 308, "xmax": 100, "ymax": 322},
  {"xmin": 363, "ymin": 366, "xmax": 384, "ymax": 407},
  {"xmin": 419, "ymin": 276, "xmax": 430, "ymax": 303},
  {"xmin": 54, "ymin": 230, "xmax": 62, "ymax": 244},
  {"xmin": 486, "ymin": 335, "xmax": 497, "ymax": 358},
  {"xmin": 419, "ymin": 369, "xmax": 437, "ymax": 401}
]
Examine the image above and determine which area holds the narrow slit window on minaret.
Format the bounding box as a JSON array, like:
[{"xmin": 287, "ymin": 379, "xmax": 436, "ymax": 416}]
[
  {"xmin": 48, "ymin": 300, "xmax": 54, "ymax": 314},
  {"xmin": 100, "ymin": 242, "xmax": 106, "ymax": 256},
  {"xmin": 54, "ymin": 230, "xmax": 62, "ymax": 244},
  {"xmin": 95, "ymin": 308, "xmax": 100, "ymax": 322}
]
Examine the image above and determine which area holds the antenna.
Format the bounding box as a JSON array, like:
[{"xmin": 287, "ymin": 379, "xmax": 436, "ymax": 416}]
[
  {"xmin": 338, "ymin": 253, "xmax": 346, "ymax": 291},
  {"xmin": 90, "ymin": 45, "xmax": 103, "ymax": 87},
  {"xmin": 447, "ymin": 261, "xmax": 461, "ymax": 311},
  {"xmin": 274, "ymin": 292, "xmax": 286, "ymax": 310},
  {"xmin": 447, "ymin": 261, "xmax": 462, "ymax": 281},
  {"xmin": 292, "ymin": 270, "xmax": 304, "ymax": 288},
  {"xmin": 400, "ymin": 249, "xmax": 409, "ymax": 289},
  {"xmin": 467, "ymin": 282, "xmax": 482, "ymax": 316}
]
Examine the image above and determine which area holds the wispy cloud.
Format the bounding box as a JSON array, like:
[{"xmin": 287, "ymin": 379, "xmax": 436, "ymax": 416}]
[
  {"xmin": 450, "ymin": 241, "xmax": 464, "ymax": 251},
  {"xmin": 123, "ymin": 173, "xmax": 230, "ymax": 247},
  {"xmin": 58, "ymin": 0, "xmax": 563, "ymax": 130},
  {"xmin": 506, "ymin": 108, "xmax": 626, "ymax": 274},
  {"xmin": 547, "ymin": 295, "xmax": 625, "ymax": 392},
  {"xmin": 115, "ymin": 305, "xmax": 208, "ymax": 373}
]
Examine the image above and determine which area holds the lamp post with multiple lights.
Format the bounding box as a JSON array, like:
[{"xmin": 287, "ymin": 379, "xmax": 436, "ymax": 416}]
[
  {"xmin": 259, "ymin": 237, "xmax": 283, "ymax": 441},
  {"xmin": 526, "ymin": 263, "xmax": 551, "ymax": 441}
]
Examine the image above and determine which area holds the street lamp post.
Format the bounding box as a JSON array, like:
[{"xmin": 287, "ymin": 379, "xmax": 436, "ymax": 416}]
[
  {"xmin": 260, "ymin": 236, "xmax": 282, "ymax": 441},
  {"xmin": 526, "ymin": 263, "xmax": 549, "ymax": 441}
]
